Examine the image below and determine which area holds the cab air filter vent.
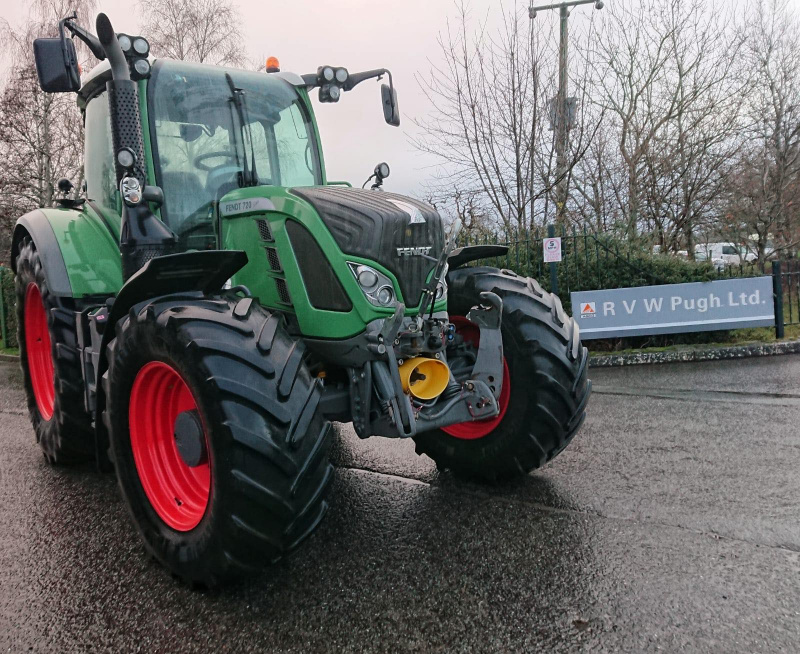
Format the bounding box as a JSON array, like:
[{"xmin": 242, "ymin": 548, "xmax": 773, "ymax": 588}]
[
  {"xmin": 266, "ymin": 247, "xmax": 282, "ymax": 272},
  {"xmin": 275, "ymin": 278, "xmax": 291, "ymax": 305},
  {"xmin": 255, "ymin": 219, "xmax": 273, "ymax": 241}
]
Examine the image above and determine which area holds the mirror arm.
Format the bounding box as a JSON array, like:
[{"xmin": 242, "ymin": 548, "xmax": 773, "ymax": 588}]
[
  {"xmin": 63, "ymin": 17, "xmax": 106, "ymax": 61},
  {"xmin": 300, "ymin": 73, "xmax": 319, "ymax": 88},
  {"xmin": 343, "ymin": 68, "xmax": 389, "ymax": 92},
  {"xmin": 301, "ymin": 68, "xmax": 395, "ymax": 94}
]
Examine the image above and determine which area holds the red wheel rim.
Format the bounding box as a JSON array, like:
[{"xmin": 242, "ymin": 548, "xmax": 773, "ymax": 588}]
[
  {"xmin": 25, "ymin": 283, "xmax": 55, "ymax": 420},
  {"xmin": 129, "ymin": 361, "xmax": 211, "ymax": 531},
  {"xmin": 442, "ymin": 315, "xmax": 511, "ymax": 440}
]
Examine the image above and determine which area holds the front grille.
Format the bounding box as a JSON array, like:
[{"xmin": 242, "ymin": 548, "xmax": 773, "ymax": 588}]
[
  {"xmin": 265, "ymin": 247, "xmax": 282, "ymax": 272},
  {"xmin": 255, "ymin": 219, "xmax": 273, "ymax": 241},
  {"xmin": 290, "ymin": 187, "xmax": 444, "ymax": 306},
  {"xmin": 275, "ymin": 278, "xmax": 291, "ymax": 305}
]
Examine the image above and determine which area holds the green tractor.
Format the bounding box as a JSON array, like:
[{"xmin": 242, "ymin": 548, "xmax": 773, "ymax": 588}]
[{"xmin": 13, "ymin": 12, "xmax": 591, "ymax": 586}]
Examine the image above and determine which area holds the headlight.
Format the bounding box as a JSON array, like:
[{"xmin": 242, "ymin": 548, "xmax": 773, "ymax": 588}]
[
  {"xmin": 435, "ymin": 281, "xmax": 447, "ymax": 301},
  {"xmin": 118, "ymin": 35, "xmax": 132, "ymax": 52},
  {"xmin": 376, "ymin": 286, "xmax": 393, "ymax": 306},
  {"xmin": 322, "ymin": 66, "xmax": 335, "ymax": 81},
  {"xmin": 134, "ymin": 59, "xmax": 150, "ymax": 76},
  {"xmin": 120, "ymin": 176, "xmax": 141, "ymax": 205},
  {"xmin": 117, "ymin": 148, "xmax": 135, "ymax": 169},
  {"xmin": 348, "ymin": 262, "xmax": 396, "ymax": 307},
  {"xmin": 357, "ymin": 267, "xmax": 378, "ymax": 290},
  {"xmin": 328, "ymin": 85, "xmax": 341, "ymax": 101},
  {"xmin": 335, "ymin": 67, "xmax": 348, "ymax": 83},
  {"xmin": 133, "ymin": 37, "xmax": 149, "ymax": 55}
]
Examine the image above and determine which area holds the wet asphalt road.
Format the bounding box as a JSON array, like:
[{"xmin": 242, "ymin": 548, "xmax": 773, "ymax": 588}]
[{"xmin": 1, "ymin": 355, "xmax": 799, "ymax": 653}]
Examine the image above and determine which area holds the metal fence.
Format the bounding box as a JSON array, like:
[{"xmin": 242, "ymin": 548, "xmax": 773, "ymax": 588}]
[{"xmin": 773, "ymin": 260, "xmax": 800, "ymax": 335}]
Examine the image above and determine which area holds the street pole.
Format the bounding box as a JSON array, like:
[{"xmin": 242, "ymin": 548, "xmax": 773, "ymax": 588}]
[
  {"xmin": 556, "ymin": 5, "xmax": 569, "ymax": 225},
  {"xmin": 530, "ymin": 0, "xmax": 604, "ymax": 225}
]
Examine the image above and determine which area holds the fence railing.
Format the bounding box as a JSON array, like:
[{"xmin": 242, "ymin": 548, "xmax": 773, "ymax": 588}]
[
  {"xmin": 773, "ymin": 260, "xmax": 800, "ymax": 335},
  {"xmin": 0, "ymin": 265, "xmax": 13, "ymax": 348}
]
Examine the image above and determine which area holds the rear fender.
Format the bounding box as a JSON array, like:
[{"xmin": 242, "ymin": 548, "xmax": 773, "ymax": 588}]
[
  {"xmin": 12, "ymin": 211, "xmax": 73, "ymax": 296},
  {"xmin": 12, "ymin": 206, "xmax": 123, "ymax": 298}
]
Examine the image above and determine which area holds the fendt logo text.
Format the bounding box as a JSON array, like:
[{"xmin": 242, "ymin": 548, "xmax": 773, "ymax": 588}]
[{"xmin": 396, "ymin": 246, "xmax": 433, "ymax": 257}]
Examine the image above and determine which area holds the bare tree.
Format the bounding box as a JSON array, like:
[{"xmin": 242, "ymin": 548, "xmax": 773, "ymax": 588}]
[
  {"xmin": 413, "ymin": 1, "xmax": 599, "ymax": 234},
  {"xmin": 722, "ymin": 0, "xmax": 800, "ymax": 263},
  {"xmin": 138, "ymin": 0, "xmax": 247, "ymax": 66},
  {"xmin": 0, "ymin": 0, "xmax": 97, "ymax": 257}
]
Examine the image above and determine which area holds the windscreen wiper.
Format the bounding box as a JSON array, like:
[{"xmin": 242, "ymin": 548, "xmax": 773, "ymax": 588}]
[{"xmin": 225, "ymin": 73, "xmax": 259, "ymax": 187}]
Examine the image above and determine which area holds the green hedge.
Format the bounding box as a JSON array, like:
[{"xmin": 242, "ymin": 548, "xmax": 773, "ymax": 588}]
[
  {"xmin": 465, "ymin": 232, "xmax": 766, "ymax": 350},
  {"xmin": 0, "ymin": 267, "xmax": 17, "ymax": 349}
]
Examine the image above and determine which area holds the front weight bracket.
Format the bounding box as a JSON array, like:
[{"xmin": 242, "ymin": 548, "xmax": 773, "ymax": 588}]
[{"xmin": 466, "ymin": 291, "xmax": 504, "ymax": 400}]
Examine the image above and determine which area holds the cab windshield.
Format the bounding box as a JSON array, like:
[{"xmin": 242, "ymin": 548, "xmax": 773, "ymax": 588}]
[{"xmin": 148, "ymin": 59, "xmax": 322, "ymax": 249}]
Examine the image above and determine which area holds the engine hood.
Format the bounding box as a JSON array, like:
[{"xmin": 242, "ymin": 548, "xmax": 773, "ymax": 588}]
[{"xmin": 290, "ymin": 187, "xmax": 445, "ymax": 307}]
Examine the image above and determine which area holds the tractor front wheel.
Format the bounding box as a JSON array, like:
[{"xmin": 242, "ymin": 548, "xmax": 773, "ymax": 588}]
[
  {"xmin": 414, "ymin": 267, "xmax": 591, "ymax": 482},
  {"xmin": 104, "ymin": 294, "xmax": 333, "ymax": 586}
]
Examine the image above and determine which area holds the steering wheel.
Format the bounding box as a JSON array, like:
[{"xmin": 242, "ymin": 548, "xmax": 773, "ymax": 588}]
[{"xmin": 194, "ymin": 151, "xmax": 237, "ymax": 172}]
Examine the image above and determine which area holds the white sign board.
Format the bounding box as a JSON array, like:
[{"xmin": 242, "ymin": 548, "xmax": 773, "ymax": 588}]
[
  {"xmin": 571, "ymin": 277, "xmax": 775, "ymax": 339},
  {"xmin": 543, "ymin": 237, "xmax": 562, "ymax": 263}
]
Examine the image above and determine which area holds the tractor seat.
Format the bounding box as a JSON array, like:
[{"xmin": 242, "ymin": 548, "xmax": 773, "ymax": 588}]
[{"xmin": 159, "ymin": 171, "xmax": 209, "ymax": 233}]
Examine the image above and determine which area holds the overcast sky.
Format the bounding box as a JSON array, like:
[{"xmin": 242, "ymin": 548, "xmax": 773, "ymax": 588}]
[
  {"xmin": 2, "ymin": 0, "xmax": 565, "ymax": 195},
  {"xmin": 4, "ymin": 0, "xmax": 799, "ymax": 195}
]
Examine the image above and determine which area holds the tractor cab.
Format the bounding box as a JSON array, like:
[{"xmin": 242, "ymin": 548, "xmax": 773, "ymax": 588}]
[{"xmin": 80, "ymin": 59, "xmax": 324, "ymax": 251}]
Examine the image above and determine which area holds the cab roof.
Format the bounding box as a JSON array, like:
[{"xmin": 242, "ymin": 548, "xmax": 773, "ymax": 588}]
[{"xmin": 78, "ymin": 58, "xmax": 305, "ymax": 108}]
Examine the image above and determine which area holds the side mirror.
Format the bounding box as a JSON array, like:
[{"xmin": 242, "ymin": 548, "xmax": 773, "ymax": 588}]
[
  {"xmin": 381, "ymin": 83, "xmax": 400, "ymax": 127},
  {"xmin": 33, "ymin": 35, "xmax": 80, "ymax": 93}
]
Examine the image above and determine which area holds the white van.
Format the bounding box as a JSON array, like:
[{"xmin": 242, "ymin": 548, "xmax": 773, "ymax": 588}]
[{"xmin": 695, "ymin": 243, "xmax": 754, "ymax": 267}]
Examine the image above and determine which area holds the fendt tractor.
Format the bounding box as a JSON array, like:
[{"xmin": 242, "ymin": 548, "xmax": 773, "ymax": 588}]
[{"xmin": 12, "ymin": 12, "xmax": 591, "ymax": 586}]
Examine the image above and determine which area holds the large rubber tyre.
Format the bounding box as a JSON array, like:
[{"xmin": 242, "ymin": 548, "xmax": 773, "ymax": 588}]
[
  {"xmin": 104, "ymin": 293, "xmax": 334, "ymax": 587},
  {"xmin": 414, "ymin": 267, "xmax": 591, "ymax": 482},
  {"xmin": 14, "ymin": 236, "xmax": 94, "ymax": 464}
]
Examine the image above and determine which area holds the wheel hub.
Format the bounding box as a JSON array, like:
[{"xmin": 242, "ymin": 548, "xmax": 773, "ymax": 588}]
[{"xmin": 173, "ymin": 410, "xmax": 207, "ymax": 467}]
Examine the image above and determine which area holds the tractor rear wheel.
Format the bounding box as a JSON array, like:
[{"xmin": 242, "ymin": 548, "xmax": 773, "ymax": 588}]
[
  {"xmin": 414, "ymin": 267, "xmax": 591, "ymax": 482},
  {"xmin": 104, "ymin": 293, "xmax": 333, "ymax": 587},
  {"xmin": 14, "ymin": 236, "xmax": 94, "ymax": 464}
]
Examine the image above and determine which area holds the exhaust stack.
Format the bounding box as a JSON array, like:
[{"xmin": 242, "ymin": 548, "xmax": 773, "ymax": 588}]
[{"xmin": 96, "ymin": 12, "xmax": 176, "ymax": 280}]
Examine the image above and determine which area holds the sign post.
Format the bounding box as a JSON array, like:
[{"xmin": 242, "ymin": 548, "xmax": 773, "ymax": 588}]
[{"xmin": 544, "ymin": 225, "xmax": 562, "ymax": 296}]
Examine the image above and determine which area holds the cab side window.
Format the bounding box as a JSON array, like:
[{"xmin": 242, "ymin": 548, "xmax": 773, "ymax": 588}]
[
  {"xmin": 84, "ymin": 93, "xmax": 118, "ymax": 215},
  {"xmin": 273, "ymin": 102, "xmax": 316, "ymax": 187}
]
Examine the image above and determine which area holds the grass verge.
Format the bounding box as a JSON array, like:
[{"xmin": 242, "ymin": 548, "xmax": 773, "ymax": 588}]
[{"xmin": 589, "ymin": 325, "xmax": 800, "ymax": 357}]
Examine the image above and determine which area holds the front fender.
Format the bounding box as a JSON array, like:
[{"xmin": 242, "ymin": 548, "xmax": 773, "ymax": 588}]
[{"xmin": 447, "ymin": 245, "xmax": 509, "ymax": 270}]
